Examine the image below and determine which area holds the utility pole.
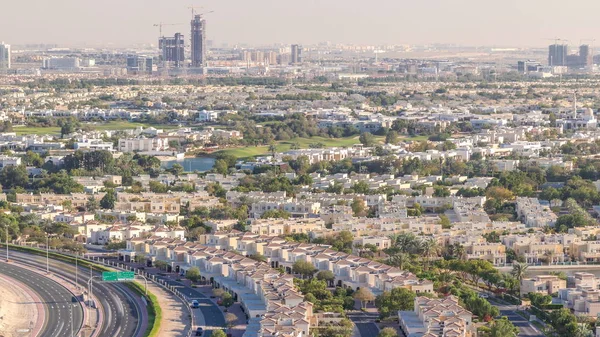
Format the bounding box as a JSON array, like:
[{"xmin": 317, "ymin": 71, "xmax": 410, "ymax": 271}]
[
  {"xmin": 46, "ymin": 234, "xmax": 49, "ymax": 273},
  {"xmin": 5, "ymin": 228, "xmax": 7, "ymax": 261},
  {"xmin": 75, "ymin": 253, "xmax": 78, "ymax": 288}
]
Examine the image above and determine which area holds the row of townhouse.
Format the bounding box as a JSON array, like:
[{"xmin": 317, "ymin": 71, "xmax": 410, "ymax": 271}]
[
  {"xmin": 398, "ymin": 296, "xmax": 474, "ymax": 337},
  {"xmin": 195, "ymin": 231, "xmax": 434, "ymax": 295},
  {"xmin": 276, "ymin": 146, "xmax": 372, "ymax": 165},
  {"xmin": 326, "ymin": 215, "xmax": 443, "ymax": 237},
  {"xmin": 15, "ymin": 192, "xmax": 107, "ymax": 209},
  {"xmin": 515, "ymin": 197, "xmax": 558, "ymax": 228},
  {"xmin": 250, "ymin": 199, "xmax": 321, "ymax": 219},
  {"xmin": 114, "ymin": 192, "xmax": 220, "ymax": 214},
  {"xmin": 557, "ymin": 273, "xmax": 600, "ymax": 317},
  {"xmin": 122, "ymin": 238, "xmax": 312, "ymax": 337},
  {"xmin": 501, "ymin": 232, "xmax": 600, "ymax": 264}
]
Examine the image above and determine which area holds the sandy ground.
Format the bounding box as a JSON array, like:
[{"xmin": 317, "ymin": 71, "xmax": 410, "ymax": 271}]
[{"xmin": 0, "ymin": 275, "xmax": 39, "ymax": 337}]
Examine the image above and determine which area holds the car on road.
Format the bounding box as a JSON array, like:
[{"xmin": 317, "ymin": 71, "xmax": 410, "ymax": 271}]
[
  {"xmin": 195, "ymin": 327, "xmax": 203, "ymax": 336},
  {"xmin": 191, "ymin": 300, "xmax": 200, "ymax": 308},
  {"xmin": 479, "ymin": 292, "xmax": 489, "ymax": 298}
]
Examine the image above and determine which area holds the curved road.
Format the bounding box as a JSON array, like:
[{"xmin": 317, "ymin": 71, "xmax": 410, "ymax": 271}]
[
  {"xmin": 0, "ymin": 261, "xmax": 83, "ymax": 337},
  {"xmin": 8, "ymin": 251, "xmax": 144, "ymax": 337}
]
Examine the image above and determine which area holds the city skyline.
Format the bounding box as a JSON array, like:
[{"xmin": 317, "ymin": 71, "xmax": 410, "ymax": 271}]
[{"xmin": 3, "ymin": 0, "xmax": 600, "ymax": 47}]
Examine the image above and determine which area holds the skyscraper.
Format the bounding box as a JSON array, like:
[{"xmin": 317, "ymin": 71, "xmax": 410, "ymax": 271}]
[
  {"xmin": 0, "ymin": 42, "xmax": 11, "ymax": 70},
  {"xmin": 291, "ymin": 44, "xmax": 302, "ymax": 64},
  {"xmin": 580, "ymin": 45, "xmax": 593, "ymax": 68},
  {"xmin": 548, "ymin": 44, "xmax": 568, "ymax": 66},
  {"xmin": 159, "ymin": 33, "xmax": 185, "ymax": 68},
  {"xmin": 191, "ymin": 14, "xmax": 207, "ymax": 68}
]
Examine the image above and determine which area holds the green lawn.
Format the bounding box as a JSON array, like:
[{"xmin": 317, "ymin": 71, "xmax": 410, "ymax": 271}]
[
  {"xmin": 13, "ymin": 121, "xmax": 177, "ymax": 136},
  {"xmin": 215, "ymin": 136, "xmax": 384, "ymax": 159}
]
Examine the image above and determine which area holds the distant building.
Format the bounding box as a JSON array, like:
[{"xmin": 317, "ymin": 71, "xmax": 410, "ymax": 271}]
[
  {"xmin": 0, "ymin": 42, "xmax": 10, "ymax": 70},
  {"xmin": 191, "ymin": 14, "xmax": 207, "ymax": 67},
  {"xmin": 580, "ymin": 44, "xmax": 593, "ymax": 68},
  {"xmin": 517, "ymin": 60, "xmax": 542, "ymax": 74},
  {"xmin": 42, "ymin": 57, "xmax": 80, "ymax": 70},
  {"xmin": 126, "ymin": 55, "xmax": 152, "ymax": 74},
  {"xmin": 291, "ymin": 44, "xmax": 303, "ymax": 64},
  {"xmin": 159, "ymin": 33, "xmax": 185, "ymax": 68},
  {"xmin": 548, "ymin": 44, "xmax": 568, "ymax": 66}
]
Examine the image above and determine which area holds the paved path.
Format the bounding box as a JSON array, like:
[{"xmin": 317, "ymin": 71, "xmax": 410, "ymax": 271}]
[
  {"xmin": 346, "ymin": 311, "xmax": 379, "ymax": 337},
  {"xmin": 146, "ymin": 282, "xmax": 190, "ymax": 337},
  {"xmin": 489, "ymin": 300, "xmax": 545, "ymax": 337}
]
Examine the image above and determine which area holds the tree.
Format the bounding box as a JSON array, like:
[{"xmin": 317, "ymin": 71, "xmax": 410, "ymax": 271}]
[
  {"xmin": 292, "ymin": 260, "xmax": 316, "ymax": 279},
  {"xmin": 225, "ymin": 312, "xmax": 237, "ymax": 329},
  {"xmin": 359, "ymin": 132, "xmax": 376, "ymax": 147},
  {"xmin": 212, "ymin": 288, "xmax": 226, "ymax": 298},
  {"xmin": 169, "ymin": 163, "xmax": 184, "ymax": 176},
  {"xmin": 86, "ymin": 196, "xmax": 99, "ymax": 212},
  {"xmin": 511, "ymin": 262, "xmax": 529, "ymax": 284},
  {"xmin": 485, "ymin": 317, "xmax": 519, "ymax": 337},
  {"xmin": 316, "ymin": 270, "xmax": 335, "ymax": 283},
  {"xmin": 154, "ymin": 260, "xmax": 168, "ymax": 271},
  {"xmin": 439, "ymin": 215, "xmax": 451, "ymax": 229},
  {"xmin": 385, "ymin": 131, "xmax": 399, "ymax": 145},
  {"xmin": 0, "ymin": 165, "xmax": 28, "ymax": 189},
  {"xmin": 354, "ymin": 288, "xmax": 375, "ymax": 309},
  {"xmin": 221, "ymin": 292, "xmax": 234, "ymax": 308},
  {"xmin": 211, "ymin": 330, "xmax": 226, "ymax": 337},
  {"xmin": 375, "ymin": 287, "xmax": 416, "ymax": 318},
  {"xmin": 213, "ymin": 159, "xmax": 229, "ymax": 176},
  {"xmin": 100, "ymin": 189, "xmax": 116, "ymax": 209},
  {"xmin": 377, "ymin": 328, "xmax": 399, "ymax": 337},
  {"xmin": 351, "ymin": 198, "xmax": 367, "ymax": 217},
  {"xmin": 186, "ymin": 267, "xmax": 201, "ymax": 283}
]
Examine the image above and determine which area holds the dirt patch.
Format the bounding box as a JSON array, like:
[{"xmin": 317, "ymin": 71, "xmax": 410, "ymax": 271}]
[{"xmin": 0, "ymin": 275, "xmax": 39, "ymax": 337}]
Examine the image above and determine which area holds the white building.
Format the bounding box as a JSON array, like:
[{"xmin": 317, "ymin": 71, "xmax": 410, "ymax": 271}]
[{"xmin": 118, "ymin": 138, "xmax": 169, "ymax": 152}]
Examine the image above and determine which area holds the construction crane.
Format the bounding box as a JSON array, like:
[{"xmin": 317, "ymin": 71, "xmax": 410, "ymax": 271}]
[
  {"xmin": 187, "ymin": 6, "xmax": 214, "ymax": 17},
  {"xmin": 153, "ymin": 23, "xmax": 183, "ymax": 38}
]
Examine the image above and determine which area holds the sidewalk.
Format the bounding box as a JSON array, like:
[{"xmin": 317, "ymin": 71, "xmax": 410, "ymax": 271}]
[{"xmin": 146, "ymin": 281, "xmax": 191, "ymax": 337}]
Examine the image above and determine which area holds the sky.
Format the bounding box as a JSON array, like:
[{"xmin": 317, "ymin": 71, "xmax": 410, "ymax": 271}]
[{"xmin": 1, "ymin": 0, "xmax": 599, "ymax": 47}]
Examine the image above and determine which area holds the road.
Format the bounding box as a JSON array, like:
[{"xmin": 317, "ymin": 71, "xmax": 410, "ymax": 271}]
[
  {"xmin": 0, "ymin": 261, "xmax": 83, "ymax": 337},
  {"xmin": 145, "ymin": 271, "xmax": 225, "ymax": 337},
  {"xmin": 346, "ymin": 311, "xmax": 379, "ymax": 337},
  {"xmin": 8, "ymin": 251, "xmax": 145, "ymax": 337},
  {"xmin": 490, "ymin": 300, "xmax": 545, "ymax": 337},
  {"xmin": 103, "ymin": 256, "xmax": 225, "ymax": 337}
]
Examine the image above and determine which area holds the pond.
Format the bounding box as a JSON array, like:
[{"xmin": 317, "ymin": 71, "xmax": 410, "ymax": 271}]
[{"xmin": 161, "ymin": 157, "xmax": 215, "ymax": 172}]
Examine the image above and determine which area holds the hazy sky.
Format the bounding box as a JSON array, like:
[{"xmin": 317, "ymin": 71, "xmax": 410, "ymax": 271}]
[{"xmin": 2, "ymin": 0, "xmax": 598, "ymax": 47}]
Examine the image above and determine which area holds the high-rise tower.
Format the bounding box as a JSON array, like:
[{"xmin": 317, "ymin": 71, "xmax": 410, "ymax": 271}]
[
  {"xmin": 159, "ymin": 33, "xmax": 185, "ymax": 68},
  {"xmin": 548, "ymin": 44, "xmax": 568, "ymax": 66},
  {"xmin": 0, "ymin": 42, "xmax": 11, "ymax": 70},
  {"xmin": 191, "ymin": 14, "xmax": 206, "ymax": 68}
]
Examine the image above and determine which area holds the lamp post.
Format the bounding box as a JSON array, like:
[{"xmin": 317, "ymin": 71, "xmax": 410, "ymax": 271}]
[
  {"xmin": 3, "ymin": 225, "xmax": 8, "ymax": 262},
  {"xmin": 46, "ymin": 233, "xmax": 49, "ymax": 273}
]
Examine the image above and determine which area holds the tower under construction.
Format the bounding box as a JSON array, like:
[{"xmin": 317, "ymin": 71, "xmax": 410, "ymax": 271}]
[{"xmin": 191, "ymin": 14, "xmax": 206, "ymax": 67}]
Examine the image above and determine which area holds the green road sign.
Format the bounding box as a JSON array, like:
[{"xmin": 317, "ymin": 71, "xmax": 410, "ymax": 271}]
[
  {"xmin": 102, "ymin": 271, "xmax": 135, "ymax": 281},
  {"xmin": 118, "ymin": 271, "xmax": 135, "ymax": 280},
  {"xmin": 102, "ymin": 272, "xmax": 118, "ymax": 281}
]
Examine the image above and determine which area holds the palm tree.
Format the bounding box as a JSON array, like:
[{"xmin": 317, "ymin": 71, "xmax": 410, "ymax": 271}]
[
  {"xmin": 511, "ymin": 262, "xmax": 529, "ymax": 290},
  {"xmin": 268, "ymin": 144, "xmax": 277, "ymax": 157},
  {"xmin": 387, "ymin": 252, "xmax": 410, "ymax": 270},
  {"xmin": 543, "ymin": 250, "xmax": 555, "ymax": 266},
  {"xmin": 420, "ymin": 238, "xmax": 441, "ymax": 270}
]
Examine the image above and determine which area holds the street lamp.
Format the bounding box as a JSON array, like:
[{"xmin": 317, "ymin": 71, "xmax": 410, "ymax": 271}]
[
  {"xmin": 46, "ymin": 233, "xmax": 49, "ymax": 273},
  {"xmin": 2, "ymin": 225, "xmax": 8, "ymax": 262}
]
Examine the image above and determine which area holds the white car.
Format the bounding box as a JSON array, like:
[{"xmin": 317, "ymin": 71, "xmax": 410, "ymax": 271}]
[{"xmin": 479, "ymin": 293, "xmax": 489, "ymax": 298}]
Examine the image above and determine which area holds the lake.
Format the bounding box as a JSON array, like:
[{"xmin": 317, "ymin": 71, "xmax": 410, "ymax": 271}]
[{"xmin": 161, "ymin": 157, "xmax": 216, "ymax": 172}]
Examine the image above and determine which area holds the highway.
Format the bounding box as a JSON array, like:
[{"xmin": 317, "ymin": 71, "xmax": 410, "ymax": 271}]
[
  {"xmin": 150, "ymin": 272, "xmax": 225, "ymax": 337},
  {"xmin": 0, "ymin": 261, "xmax": 83, "ymax": 337},
  {"xmin": 7, "ymin": 251, "xmax": 145, "ymax": 337}
]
